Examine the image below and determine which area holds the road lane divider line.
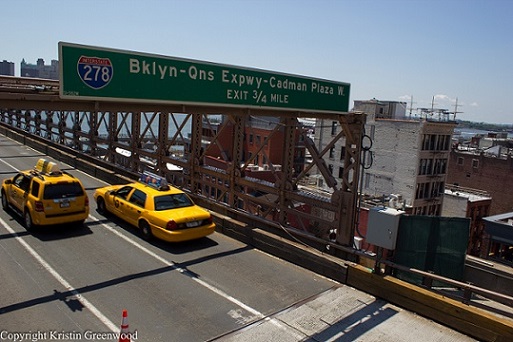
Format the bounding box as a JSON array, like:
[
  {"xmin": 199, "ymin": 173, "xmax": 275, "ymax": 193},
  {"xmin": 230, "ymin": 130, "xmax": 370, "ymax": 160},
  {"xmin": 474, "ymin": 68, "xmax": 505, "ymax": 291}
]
[
  {"xmin": 88, "ymin": 214, "xmax": 304, "ymax": 337},
  {"xmin": 88, "ymin": 215, "xmax": 264, "ymax": 317},
  {"xmin": 0, "ymin": 216, "xmax": 120, "ymax": 333},
  {"xmin": 1, "ymin": 155, "xmax": 271, "ymax": 330},
  {"xmin": 1, "ymin": 152, "xmax": 299, "ymax": 336}
]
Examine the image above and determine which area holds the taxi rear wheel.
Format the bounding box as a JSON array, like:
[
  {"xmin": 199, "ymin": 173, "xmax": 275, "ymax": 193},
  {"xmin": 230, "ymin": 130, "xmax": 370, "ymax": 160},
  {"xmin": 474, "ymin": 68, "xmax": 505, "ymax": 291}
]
[
  {"xmin": 24, "ymin": 210, "xmax": 36, "ymax": 231},
  {"xmin": 139, "ymin": 221, "xmax": 153, "ymax": 240},
  {"xmin": 1, "ymin": 190, "xmax": 8, "ymax": 211}
]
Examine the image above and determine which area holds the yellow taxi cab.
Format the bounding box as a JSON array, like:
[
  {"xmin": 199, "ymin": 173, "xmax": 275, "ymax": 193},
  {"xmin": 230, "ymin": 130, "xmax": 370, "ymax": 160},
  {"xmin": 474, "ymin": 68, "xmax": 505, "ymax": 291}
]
[
  {"xmin": 93, "ymin": 171, "xmax": 215, "ymax": 242},
  {"xmin": 1, "ymin": 158, "xmax": 89, "ymax": 230}
]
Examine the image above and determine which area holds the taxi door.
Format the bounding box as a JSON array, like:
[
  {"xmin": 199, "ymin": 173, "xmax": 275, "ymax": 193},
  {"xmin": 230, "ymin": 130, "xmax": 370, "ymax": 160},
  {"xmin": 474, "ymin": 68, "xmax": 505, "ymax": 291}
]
[
  {"xmin": 9, "ymin": 174, "xmax": 31, "ymax": 212},
  {"xmin": 124, "ymin": 189, "xmax": 147, "ymax": 226},
  {"xmin": 111, "ymin": 186, "xmax": 134, "ymax": 221}
]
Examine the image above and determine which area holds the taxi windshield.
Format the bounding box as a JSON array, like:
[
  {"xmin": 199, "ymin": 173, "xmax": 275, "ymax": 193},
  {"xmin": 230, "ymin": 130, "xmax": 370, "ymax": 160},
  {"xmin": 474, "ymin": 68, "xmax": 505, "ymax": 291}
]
[{"xmin": 154, "ymin": 193, "xmax": 193, "ymax": 211}]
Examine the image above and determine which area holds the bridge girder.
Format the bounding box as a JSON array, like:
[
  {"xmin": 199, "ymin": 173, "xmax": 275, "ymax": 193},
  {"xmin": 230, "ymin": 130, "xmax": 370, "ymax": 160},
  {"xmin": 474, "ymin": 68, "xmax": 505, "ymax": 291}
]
[{"xmin": 0, "ymin": 76, "xmax": 365, "ymax": 247}]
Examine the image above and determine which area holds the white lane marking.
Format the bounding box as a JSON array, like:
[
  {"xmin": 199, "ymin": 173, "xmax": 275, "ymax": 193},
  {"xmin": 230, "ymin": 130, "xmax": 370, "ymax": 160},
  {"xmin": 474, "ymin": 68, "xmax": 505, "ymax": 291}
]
[
  {"xmin": 0, "ymin": 154, "xmax": 119, "ymax": 331},
  {"xmin": 0, "ymin": 157, "xmax": 20, "ymax": 171},
  {"xmin": 88, "ymin": 215, "xmax": 265, "ymax": 318},
  {"xmin": 0, "ymin": 147, "xmax": 299, "ymax": 336},
  {"xmin": 0, "ymin": 216, "xmax": 119, "ymax": 332},
  {"xmin": 88, "ymin": 215, "xmax": 304, "ymax": 337}
]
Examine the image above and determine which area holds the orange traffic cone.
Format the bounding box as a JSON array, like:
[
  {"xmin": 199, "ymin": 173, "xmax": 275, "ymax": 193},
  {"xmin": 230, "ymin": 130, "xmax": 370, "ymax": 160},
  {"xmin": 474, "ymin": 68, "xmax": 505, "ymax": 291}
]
[{"xmin": 119, "ymin": 309, "xmax": 130, "ymax": 342}]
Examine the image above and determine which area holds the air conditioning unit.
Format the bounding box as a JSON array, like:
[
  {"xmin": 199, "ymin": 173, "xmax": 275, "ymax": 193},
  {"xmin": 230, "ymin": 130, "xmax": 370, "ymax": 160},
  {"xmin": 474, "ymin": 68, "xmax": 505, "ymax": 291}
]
[
  {"xmin": 389, "ymin": 194, "xmax": 403, "ymax": 209},
  {"xmin": 353, "ymin": 236, "xmax": 363, "ymax": 250}
]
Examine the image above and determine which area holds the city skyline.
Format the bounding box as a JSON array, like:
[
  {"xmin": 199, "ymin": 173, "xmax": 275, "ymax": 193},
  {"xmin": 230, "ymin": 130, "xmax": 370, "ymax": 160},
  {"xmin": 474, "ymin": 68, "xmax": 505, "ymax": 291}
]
[{"xmin": 2, "ymin": 0, "xmax": 512, "ymax": 124}]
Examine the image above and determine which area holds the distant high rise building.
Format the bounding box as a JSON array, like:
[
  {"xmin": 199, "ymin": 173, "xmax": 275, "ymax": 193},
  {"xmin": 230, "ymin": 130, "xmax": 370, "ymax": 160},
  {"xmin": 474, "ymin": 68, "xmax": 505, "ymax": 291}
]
[
  {"xmin": 20, "ymin": 58, "xmax": 59, "ymax": 79},
  {"xmin": 0, "ymin": 60, "xmax": 15, "ymax": 76}
]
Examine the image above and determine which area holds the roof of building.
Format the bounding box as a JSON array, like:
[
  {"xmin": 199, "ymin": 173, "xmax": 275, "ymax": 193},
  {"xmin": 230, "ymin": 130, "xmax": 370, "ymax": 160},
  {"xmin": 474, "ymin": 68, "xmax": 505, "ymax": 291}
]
[
  {"xmin": 444, "ymin": 188, "xmax": 492, "ymax": 202},
  {"xmin": 484, "ymin": 212, "xmax": 513, "ymax": 225},
  {"xmin": 483, "ymin": 212, "xmax": 513, "ymax": 244}
]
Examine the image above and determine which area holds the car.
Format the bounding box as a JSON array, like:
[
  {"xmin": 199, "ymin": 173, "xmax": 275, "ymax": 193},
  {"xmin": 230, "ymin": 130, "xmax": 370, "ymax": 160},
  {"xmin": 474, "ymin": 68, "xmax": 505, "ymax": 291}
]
[
  {"xmin": 93, "ymin": 171, "xmax": 215, "ymax": 242},
  {"xmin": 1, "ymin": 158, "xmax": 90, "ymax": 230}
]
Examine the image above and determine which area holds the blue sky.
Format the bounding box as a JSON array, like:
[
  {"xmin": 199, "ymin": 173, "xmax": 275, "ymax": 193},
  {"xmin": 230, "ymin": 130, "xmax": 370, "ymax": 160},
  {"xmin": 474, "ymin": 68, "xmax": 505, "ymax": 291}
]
[{"xmin": 3, "ymin": 0, "xmax": 512, "ymax": 124}]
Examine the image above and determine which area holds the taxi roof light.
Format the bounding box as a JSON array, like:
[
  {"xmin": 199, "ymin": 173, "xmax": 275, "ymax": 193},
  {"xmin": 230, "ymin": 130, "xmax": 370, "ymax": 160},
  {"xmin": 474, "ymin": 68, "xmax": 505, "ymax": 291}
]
[
  {"xmin": 139, "ymin": 171, "xmax": 169, "ymax": 190},
  {"xmin": 34, "ymin": 158, "xmax": 62, "ymax": 176}
]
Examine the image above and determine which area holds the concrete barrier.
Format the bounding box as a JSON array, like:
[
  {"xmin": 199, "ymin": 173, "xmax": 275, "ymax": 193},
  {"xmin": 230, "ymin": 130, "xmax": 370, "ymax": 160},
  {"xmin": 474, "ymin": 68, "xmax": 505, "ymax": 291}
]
[{"xmin": 346, "ymin": 264, "xmax": 513, "ymax": 342}]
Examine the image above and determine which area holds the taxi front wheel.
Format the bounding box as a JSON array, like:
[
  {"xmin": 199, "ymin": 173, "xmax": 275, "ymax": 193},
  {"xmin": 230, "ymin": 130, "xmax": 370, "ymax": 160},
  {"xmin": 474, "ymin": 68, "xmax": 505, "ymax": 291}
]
[
  {"xmin": 139, "ymin": 221, "xmax": 153, "ymax": 241},
  {"xmin": 97, "ymin": 197, "xmax": 108, "ymax": 215}
]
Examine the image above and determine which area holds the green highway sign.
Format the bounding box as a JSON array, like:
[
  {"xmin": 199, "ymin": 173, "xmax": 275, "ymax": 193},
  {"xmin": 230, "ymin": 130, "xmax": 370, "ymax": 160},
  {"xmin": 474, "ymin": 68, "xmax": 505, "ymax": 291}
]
[{"xmin": 59, "ymin": 42, "xmax": 351, "ymax": 113}]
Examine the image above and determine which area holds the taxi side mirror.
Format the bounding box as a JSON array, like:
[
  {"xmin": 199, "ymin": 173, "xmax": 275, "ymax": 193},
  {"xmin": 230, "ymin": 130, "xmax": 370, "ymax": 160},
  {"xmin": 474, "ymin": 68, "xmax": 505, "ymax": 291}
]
[{"xmin": 4, "ymin": 179, "xmax": 12, "ymax": 185}]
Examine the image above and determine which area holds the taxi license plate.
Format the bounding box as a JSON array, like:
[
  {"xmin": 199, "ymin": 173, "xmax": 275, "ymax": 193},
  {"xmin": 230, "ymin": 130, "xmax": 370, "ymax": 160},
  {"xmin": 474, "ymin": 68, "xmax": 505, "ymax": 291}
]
[
  {"xmin": 186, "ymin": 221, "xmax": 200, "ymax": 228},
  {"xmin": 60, "ymin": 201, "xmax": 70, "ymax": 208}
]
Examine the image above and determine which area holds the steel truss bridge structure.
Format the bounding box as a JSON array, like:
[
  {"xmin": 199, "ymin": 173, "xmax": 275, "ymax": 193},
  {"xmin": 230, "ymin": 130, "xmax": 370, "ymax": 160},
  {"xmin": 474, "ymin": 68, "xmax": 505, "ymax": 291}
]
[{"xmin": 0, "ymin": 75, "xmax": 365, "ymax": 248}]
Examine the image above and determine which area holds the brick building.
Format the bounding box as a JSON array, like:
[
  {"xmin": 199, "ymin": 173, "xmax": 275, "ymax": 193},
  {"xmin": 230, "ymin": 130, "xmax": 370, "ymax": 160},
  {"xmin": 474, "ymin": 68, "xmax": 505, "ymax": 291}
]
[
  {"xmin": 203, "ymin": 116, "xmax": 306, "ymax": 174},
  {"xmin": 191, "ymin": 116, "xmax": 306, "ymax": 216},
  {"xmin": 446, "ymin": 148, "xmax": 513, "ymax": 215},
  {"xmin": 442, "ymin": 184, "xmax": 492, "ymax": 257}
]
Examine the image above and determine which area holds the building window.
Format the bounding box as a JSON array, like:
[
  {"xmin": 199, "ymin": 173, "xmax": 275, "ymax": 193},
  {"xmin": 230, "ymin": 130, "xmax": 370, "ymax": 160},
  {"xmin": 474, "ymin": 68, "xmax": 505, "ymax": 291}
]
[
  {"xmin": 331, "ymin": 121, "xmax": 337, "ymax": 135},
  {"xmin": 416, "ymin": 182, "xmax": 431, "ymax": 199},
  {"xmin": 422, "ymin": 134, "xmax": 437, "ymax": 151},
  {"xmin": 457, "ymin": 157, "xmax": 464, "ymax": 165},
  {"xmin": 249, "ymin": 134, "xmax": 253, "ymax": 144},
  {"xmin": 472, "ymin": 159, "xmax": 479, "ymax": 169},
  {"xmin": 419, "ymin": 159, "xmax": 433, "ymax": 175},
  {"xmin": 421, "ymin": 134, "xmax": 428, "ymax": 150},
  {"xmin": 340, "ymin": 146, "xmax": 346, "ymax": 161},
  {"xmin": 338, "ymin": 166, "xmax": 344, "ymax": 179},
  {"xmin": 435, "ymin": 135, "xmax": 445, "ymax": 151},
  {"xmin": 419, "ymin": 159, "xmax": 426, "ymax": 175},
  {"xmin": 440, "ymin": 159, "xmax": 447, "ymax": 174},
  {"xmin": 430, "ymin": 181, "xmax": 444, "ymax": 198},
  {"xmin": 329, "ymin": 146, "xmax": 335, "ymax": 159},
  {"xmin": 328, "ymin": 164, "xmax": 334, "ymax": 175},
  {"xmin": 433, "ymin": 158, "xmax": 447, "ymax": 175},
  {"xmin": 441, "ymin": 135, "xmax": 451, "ymax": 151}
]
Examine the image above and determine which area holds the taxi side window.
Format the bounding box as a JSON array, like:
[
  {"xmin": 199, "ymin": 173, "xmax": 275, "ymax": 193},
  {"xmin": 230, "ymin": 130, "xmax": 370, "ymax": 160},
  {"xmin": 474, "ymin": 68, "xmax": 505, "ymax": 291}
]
[
  {"xmin": 129, "ymin": 189, "xmax": 147, "ymax": 208},
  {"xmin": 115, "ymin": 186, "xmax": 133, "ymax": 200},
  {"xmin": 13, "ymin": 174, "xmax": 23, "ymax": 187},
  {"xmin": 31, "ymin": 181, "xmax": 40, "ymax": 197},
  {"xmin": 14, "ymin": 174, "xmax": 30, "ymax": 192}
]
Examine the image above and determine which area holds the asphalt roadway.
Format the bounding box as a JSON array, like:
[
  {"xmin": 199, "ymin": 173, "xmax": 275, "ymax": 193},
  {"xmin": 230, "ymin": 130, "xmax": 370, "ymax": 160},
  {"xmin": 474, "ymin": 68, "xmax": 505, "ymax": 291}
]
[{"xmin": 0, "ymin": 133, "xmax": 477, "ymax": 341}]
